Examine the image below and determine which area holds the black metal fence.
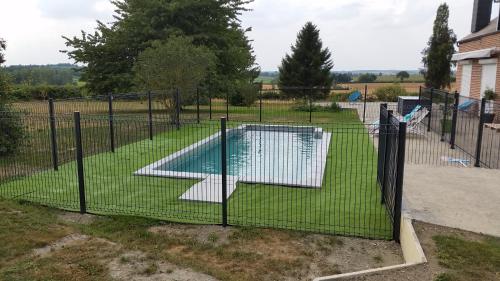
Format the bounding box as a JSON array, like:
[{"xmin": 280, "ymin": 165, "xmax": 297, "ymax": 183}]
[
  {"xmin": 419, "ymin": 87, "xmax": 499, "ymax": 169},
  {"xmin": 377, "ymin": 104, "xmax": 406, "ymax": 242},
  {"xmin": 11, "ymin": 87, "xmax": 382, "ymax": 125},
  {"xmin": 0, "ymin": 108, "xmax": 406, "ymax": 240}
]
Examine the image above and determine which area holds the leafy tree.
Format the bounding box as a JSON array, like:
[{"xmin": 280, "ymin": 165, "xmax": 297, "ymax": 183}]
[
  {"xmin": 63, "ymin": 0, "xmax": 258, "ymax": 95},
  {"xmin": 133, "ymin": 36, "xmax": 215, "ymax": 117},
  {"xmin": 396, "ymin": 71, "xmax": 410, "ymax": 82},
  {"xmin": 229, "ymin": 82, "xmax": 259, "ymax": 106},
  {"xmin": 422, "ymin": 3, "xmax": 457, "ymax": 89},
  {"xmin": 358, "ymin": 73, "xmax": 377, "ymax": 83},
  {"xmin": 278, "ymin": 22, "xmax": 334, "ymax": 100},
  {"xmin": 373, "ymin": 84, "xmax": 408, "ymax": 102},
  {"xmin": 332, "ymin": 72, "xmax": 353, "ymax": 83},
  {"xmin": 0, "ymin": 38, "xmax": 24, "ymax": 156},
  {"xmin": 4, "ymin": 64, "xmax": 78, "ymax": 86}
]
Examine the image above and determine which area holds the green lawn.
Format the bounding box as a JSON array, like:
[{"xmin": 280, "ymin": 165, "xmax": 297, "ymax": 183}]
[{"xmin": 0, "ymin": 109, "xmax": 392, "ymax": 239}]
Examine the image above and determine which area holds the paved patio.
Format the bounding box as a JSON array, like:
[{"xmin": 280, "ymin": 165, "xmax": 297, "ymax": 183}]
[{"xmin": 403, "ymin": 164, "xmax": 500, "ymax": 237}]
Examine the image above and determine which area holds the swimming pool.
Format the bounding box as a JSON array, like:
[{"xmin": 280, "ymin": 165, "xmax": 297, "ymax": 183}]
[{"xmin": 135, "ymin": 124, "xmax": 331, "ymax": 188}]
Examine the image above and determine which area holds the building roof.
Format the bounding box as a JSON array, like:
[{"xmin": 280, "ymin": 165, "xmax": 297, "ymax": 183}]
[{"xmin": 459, "ymin": 17, "xmax": 499, "ymax": 43}]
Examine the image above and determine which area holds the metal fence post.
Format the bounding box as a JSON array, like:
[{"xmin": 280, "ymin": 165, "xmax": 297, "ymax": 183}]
[
  {"xmin": 221, "ymin": 117, "xmax": 228, "ymax": 227},
  {"xmin": 309, "ymin": 89, "xmax": 312, "ymax": 123},
  {"xmin": 259, "ymin": 85, "xmax": 263, "ymax": 123},
  {"xmin": 418, "ymin": 86, "xmax": 422, "ymax": 100},
  {"xmin": 48, "ymin": 98, "xmax": 58, "ymax": 171},
  {"xmin": 74, "ymin": 111, "xmax": 86, "ymax": 214},
  {"xmin": 175, "ymin": 88, "xmax": 181, "ymax": 130},
  {"xmin": 427, "ymin": 88, "xmax": 434, "ymax": 132},
  {"xmin": 393, "ymin": 121, "xmax": 407, "ymax": 243},
  {"xmin": 196, "ymin": 87, "xmax": 200, "ymax": 124},
  {"xmin": 226, "ymin": 92, "xmax": 229, "ymax": 121},
  {"xmin": 474, "ymin": 98, "xmax": 486, "ymax": 167},
  {"xmin": 209, "ymin": 91, "xmax": 212, "ymax": 120},
  {"xmin": 377, "ymin": 104, "xmax": 388, "ymax": 204},
  {"xmin": 450, "ymin": 91, "xmax": 459, "ymax": 149},
  {"xmin": 363, "ymin": 85, "xmax": 368, "ymax": 123},
  {"xmin": 108, "ymin": 93, "xmax": 115, "ymax": 152},
  {"xmin": 381, "ymin": 109, "xmax": 394, "ymax": 204},
  {"xmin": 148, "ymin": 91, "xmax": 153, "ymax": 140},
  {"xmin": 441, "ymin": 92, "xmax": 449, "ymax": 142}
]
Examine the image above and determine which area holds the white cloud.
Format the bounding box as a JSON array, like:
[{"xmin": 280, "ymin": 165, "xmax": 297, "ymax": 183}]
[
  {"xmin": 1, "ymin": 0, "xmax": 498, "ymax": 70},
  {"xmin": 37, "ymin": 0, "xmax": 114, "ymax": 20}
]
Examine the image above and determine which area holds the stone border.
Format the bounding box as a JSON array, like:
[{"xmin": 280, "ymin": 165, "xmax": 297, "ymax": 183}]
[
  {"xmin": 313, "ymin": 213, "xmax": 427, "ymax": 281},
  {"xmin": 134, "ymin": 124, "xmax": 331, "ymax": 188}
]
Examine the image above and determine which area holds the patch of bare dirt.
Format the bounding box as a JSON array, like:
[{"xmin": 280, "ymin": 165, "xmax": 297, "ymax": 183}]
[
  {"xmin": 58, "ymin": 212, "xmax": 97, "ymax": 225},
  {"xmin": 109, "ymin": 251, "xmax": 219, "ymax": 281},
  {"xmin": 149, "ymin": 224, "xmax": 234, "ymax": 247},
  {"xmin": 340, "ymin": 221, "xmax": 497, "ymax": 281},
  {"xmin": 149, "ymin": 224, "xmax": 404, "ymax": 280},
  {"xmin": 33, "ymin": 234, "xmax": 91, "ymax": 258}
]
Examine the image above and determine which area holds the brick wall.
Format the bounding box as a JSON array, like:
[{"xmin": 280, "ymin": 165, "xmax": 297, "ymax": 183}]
[
  {"xmin": 459, "ymin": 32, "xmax": 500, "ymax": 52},
  {"xmin": 457, "ymin": 33, "xmax": 500, "ymax": 101}
]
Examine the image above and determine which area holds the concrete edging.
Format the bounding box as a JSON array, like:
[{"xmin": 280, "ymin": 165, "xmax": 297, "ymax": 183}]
[{"xmin": 313, "ymin": 213, "xmax": 427, "ymax": 281}]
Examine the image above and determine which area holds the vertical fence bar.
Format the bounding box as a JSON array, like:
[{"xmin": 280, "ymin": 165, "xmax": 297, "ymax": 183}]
[
  {"xmin": 382, "ymin": 109, "xmax": 393, "ymax": 204},
  {"xmin": 259, "ymin": 85, "xmax": 263, "ymax": 123},
  {"xmin": 226, "ymin": 92, "xmax": 229, "ymax": 121},
  {"xmin": 74, "ymin": 111, "xmax": 86, "ymax": 214},
  {"xmin": 148, "ymin": 91, "xmax": 153, "ymax": 140},
  {"xmin": 393, "ymin": 121, "xmax": 407, "ymax": 242},
  {"xmin": 209, "ymin": 91, "xmax": 212, "ymax": 120},
  {"xmin": 427, "ymin": 88, "xmax": 434, "ymax": 132},
  {"xmin": 309, "ymin": 89, "xmax": 312, "ymax": 123},
  {"xmin": 474, "ymin": 98, "xmax": 486, "ymax": 167},
  {"xmin": 108, "ymin": 93, "xmax": 115, "ymax": 152},
  {"xmin": 48, "ymin": 98, "xmax": 58, "ymax": 171},
  {"xmin": 221, "ymin": 117, "xmax": 228, "ymax": 227},
  {"xmin": 377, "ymin": 104, "xmax": 388, "ymax": 204},
  {"xmin": 441, "ymin": 92, "xmax": 449, "ymax": 142},
  {"xmin": 176, "ymin": 88, "xmax": 181, "ymax": 130},
  {"xmin": 450, "ymin": 91, "xmax": 459, "ymax": 149},
  {"xmin": 363, "ymin": 84, "xmax": 368, "ymax": 123},
  {"xmin": 418, "ymin": 86, "xmax": 422, "ymax": 100},
  {"xmin": 196, "ymin": 87, "xmax": 200, "ymax": 124}
]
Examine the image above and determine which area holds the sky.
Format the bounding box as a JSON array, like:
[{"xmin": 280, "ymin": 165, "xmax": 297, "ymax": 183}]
[{"xmin": 0, "ymin": 0, "xmax": 499, "ymax": 71}]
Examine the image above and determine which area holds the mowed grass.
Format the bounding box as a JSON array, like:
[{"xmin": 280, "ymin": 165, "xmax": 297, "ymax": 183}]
[
  {"xmin": 0, "ymin": 108, "xmax": 392, "ymax": 239},
  {"xmin": 433, "ymin": 235, "xmax": 500, "ymax": 281}
]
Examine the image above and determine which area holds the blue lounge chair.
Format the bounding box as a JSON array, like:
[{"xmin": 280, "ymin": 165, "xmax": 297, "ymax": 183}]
[
  {"xmin": 369, "ymin": 105, "xmax": 424, "ymax": 134},
  {"xmin": 348, "ymin": 91, "xmax": 362, "ymax": 103},
  {"xmin": 458, "ymin": 100, "xmax": 475, "ymax": 111}
]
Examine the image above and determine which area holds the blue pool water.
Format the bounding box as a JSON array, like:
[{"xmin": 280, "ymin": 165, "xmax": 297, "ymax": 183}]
[{"xmin": 156, "ymin": 126, "xmax": 331, "ymax": 186}]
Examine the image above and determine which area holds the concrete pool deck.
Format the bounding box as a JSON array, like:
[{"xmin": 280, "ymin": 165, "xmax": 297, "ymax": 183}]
[{"xmin": 403, "ymin": 164, "xmax": 500, "ymax": 237}]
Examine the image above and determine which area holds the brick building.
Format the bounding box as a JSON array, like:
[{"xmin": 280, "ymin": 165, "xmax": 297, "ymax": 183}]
[{"xmin": 453, "ymin": 0, "xmax": 500, "ymax": 102}]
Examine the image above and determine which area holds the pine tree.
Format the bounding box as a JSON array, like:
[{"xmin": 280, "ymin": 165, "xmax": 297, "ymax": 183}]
[
  {"xmin": 278, "ymin": 22, "xmax": 334, "ymax": 99},
  {"xmin": 422, "ymin": 3, "xmax": 457, "ymax": 89}
]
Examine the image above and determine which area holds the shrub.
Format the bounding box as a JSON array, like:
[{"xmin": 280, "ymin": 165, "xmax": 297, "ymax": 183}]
[
  {"xmin": 229, "ymin": 83, "xmax": 259, "ymax": 106},
  {"xmin": 293, "ymin": 101, "xmax": 342, "ymax": 112},
  {"xmin": 373, "ymin": 84, "xmax": 408, "ymax": 102},
  {"xmin": 10, "ymin": 85, "xmax": 84, "ymax": 100},
  {"xmin": 0, "ymin": 104, "xmax": 25, "ymax": 157},
  {"xmin": 332, "ymin": 92, "xmax": 355, "ymax": 102},
  {"xmin": 484, "ymin": 89, "xmax": 497, "ymax": 101}
]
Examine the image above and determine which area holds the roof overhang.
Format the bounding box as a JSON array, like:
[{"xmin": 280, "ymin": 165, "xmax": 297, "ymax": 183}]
[{"xmin": 452, "ymin": 47, "xmax": 500, "ymax": 61}]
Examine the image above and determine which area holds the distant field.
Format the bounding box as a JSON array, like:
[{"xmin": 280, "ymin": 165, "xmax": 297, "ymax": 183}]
[
  {"xmin": 361, "ymin": 74, "xmax": 425, "ymax": 83},
  {"xmin": 261, "ymin": 82, "xmax": 457, "ymax": 97}
]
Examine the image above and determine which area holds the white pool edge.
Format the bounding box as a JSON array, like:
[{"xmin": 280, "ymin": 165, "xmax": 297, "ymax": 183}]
[{"xmin": 134, "ymin": 124, "xmax": 332, "ymax": 188}]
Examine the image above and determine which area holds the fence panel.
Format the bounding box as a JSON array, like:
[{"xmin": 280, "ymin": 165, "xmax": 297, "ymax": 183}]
[
  {"xmin": 0, "ymin": 113, "xmax": 80, "ymax": 210},
  {"xmin": 225, "ymin": 121, "xmax": 393, "ymax": 239}
]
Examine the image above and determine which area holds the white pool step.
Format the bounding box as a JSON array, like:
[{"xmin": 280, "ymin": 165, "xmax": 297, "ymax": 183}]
[{"xmin": 179, "ymin": 175, "xmax": 239, "ymax": 203}]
